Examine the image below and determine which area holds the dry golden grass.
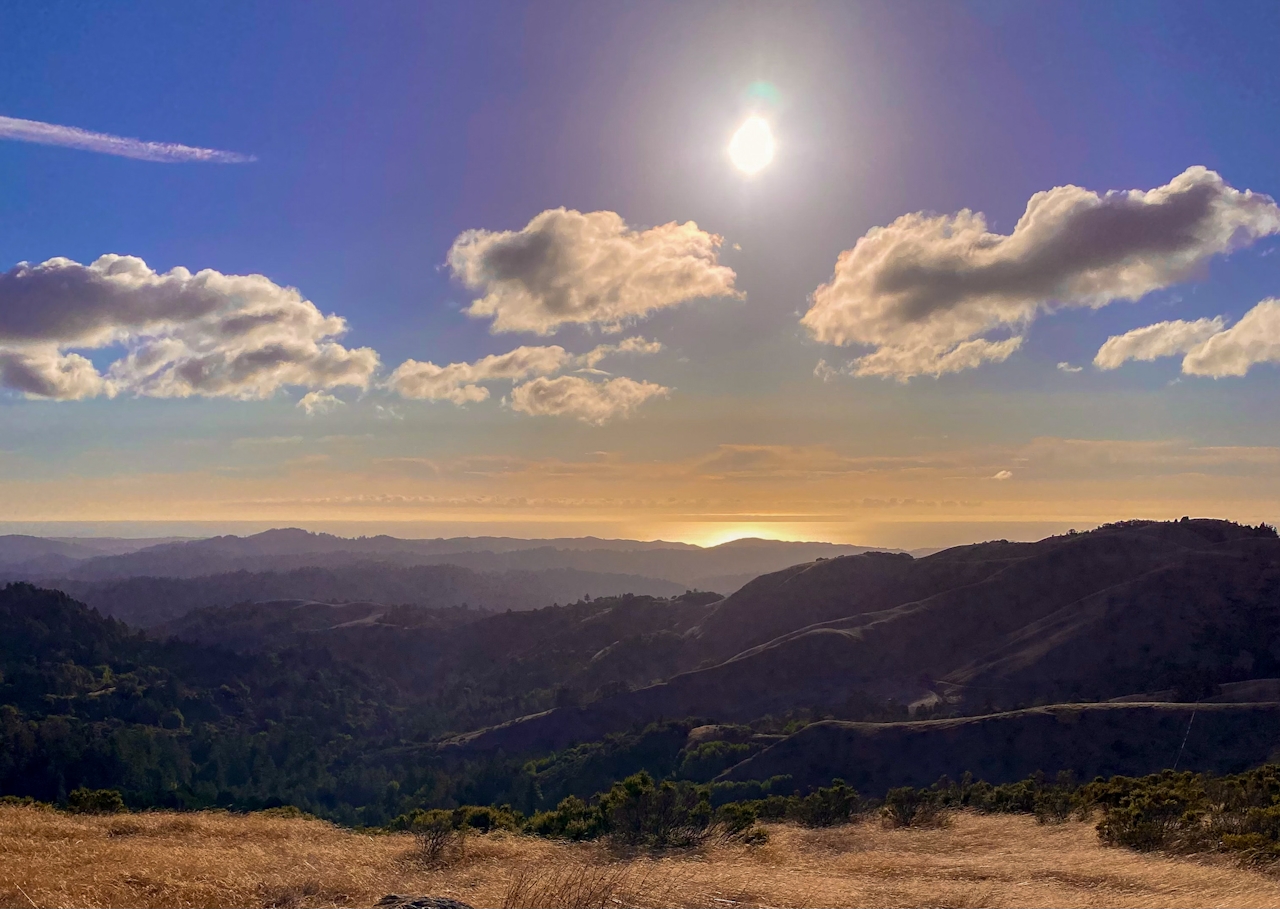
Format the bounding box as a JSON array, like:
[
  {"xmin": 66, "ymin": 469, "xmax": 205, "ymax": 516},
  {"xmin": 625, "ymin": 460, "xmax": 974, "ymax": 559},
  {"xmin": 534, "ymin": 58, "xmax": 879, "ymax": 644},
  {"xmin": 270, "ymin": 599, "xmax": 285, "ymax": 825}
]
[{"xmin": 4, "ymin": 804, "xmax": 1280, "ymax": 908}]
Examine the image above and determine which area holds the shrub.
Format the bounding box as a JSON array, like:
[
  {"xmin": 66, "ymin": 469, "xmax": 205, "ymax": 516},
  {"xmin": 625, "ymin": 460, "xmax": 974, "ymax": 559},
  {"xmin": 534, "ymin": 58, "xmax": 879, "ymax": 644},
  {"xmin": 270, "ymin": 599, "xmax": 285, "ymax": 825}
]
[
  {"xmin": 881, "ymin": 786, "xmax": 947, "ymax": 828},
  {"xmin": 1033, "ymin": 772, "xmax": 1082, "ymax": 824},
  {"xmin": 677, "ymin": 741, "xmax": 753, "ymax": 782},
  {"xmin": 527, "ymin": 796, "xmax": 605, "ymax": 841},
  {"xmin": 598, "ymin": 772, "xmax": 714, "ymax": 847},
  {"xmin": 1033, "ymin": 786, "xmax": 1079, "ymax": 824},
  {"xmin": 714, "ymin": 801, "xmax": 759, "ymax": 840},
  {"xmin": 791, "ymin": 779, "xmax": 860, "ymax": 827},
  {"xmin": 456, "ymin": 804, "xmax": 521, "ymax": 833},
  {"xmin": 406, "ymin": 808, "xmax": 466, "ymax": 866},
  {"xmin": 66, "ymin": 787, "xmax": 125, "ymax": 815}
]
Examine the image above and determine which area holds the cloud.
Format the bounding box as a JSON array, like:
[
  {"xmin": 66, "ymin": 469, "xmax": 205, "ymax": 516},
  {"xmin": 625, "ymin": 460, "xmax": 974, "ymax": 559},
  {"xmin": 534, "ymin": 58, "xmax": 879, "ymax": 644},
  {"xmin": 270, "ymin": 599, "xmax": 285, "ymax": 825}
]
[
  {"xmin": 1057, "ymin": 362, "xmax": 1083, "ymax": 373},
  {"xmin": 992, "ymin": 470, "xmax": 1013, "ymax": 480},
  {"xmin": 0, "ymin": 348, "xmax": 110, "ymax": 400},
  {"xmin": 802, "ymin": 167, "xmax": 1280, "ymax": 380},
  {"xmin": 387, "ymin": 344, "xmax": 570, "ymax": 404},
  {"xmin": 0, "ymin": 255, "xmax": 378, "ymax": 400},
  {"xmin": 852, "ymin": 336, "xmax": 1022, "ymax": 380},
  {"xmin": 509, "ymin": 375, "xmax": 669, "ymax": 424},
  {"xmin": 1182, "ymin": 299, "xmax": 1280, "ymax": 377},
  {"xmin": 0, "ymin": 114, "xmax": 255, "ymax": 164},
  {"xmin": 815, "ymin": 336, "xmax": 1021, "ymax": 382},
  {"xmin": 579, "ymin": 336, "xmax": 663, "ymax": 369},
  {"xmin": 1094, "ymin": 317, "xmax": 1225, "ymax": 370},
  {"xmin": 1094, "ymin": 299, "xmax": 1280, "ymax": 378},
  {"xmin": 297, "ymin": 391, "xmax": 344, "ymax": 415},
  {"xmin": 388, "ymin": 337, "xmax": 661, "ymax": 404},
  {"xmin": 448, "ymin": 208, "xmax": 739, "ymax": 334}
]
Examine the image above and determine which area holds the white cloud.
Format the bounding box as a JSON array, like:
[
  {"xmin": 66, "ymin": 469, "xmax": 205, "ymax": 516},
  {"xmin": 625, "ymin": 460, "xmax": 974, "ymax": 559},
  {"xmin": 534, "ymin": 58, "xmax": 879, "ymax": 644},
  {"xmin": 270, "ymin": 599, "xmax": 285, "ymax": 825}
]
[
  {"xmin": 387, "ymin": 344, "xmax": 570, "ymax": 404},
  {"xmin": 388, "ymin": 336, "xmax": 662, "ymax": 404},
  {"xmin": 297, "ymin": 391, "xmax": 344, "ymax": 415},
  {"xmin": 0, "ymin": 347, "xmax": 111, "ymax": 400},
  {"xmin": 992, "ymin": 470, "xmax": 1013, "ymax": 480},
  {"xmin": 1093, "ymin": 299, "xmax": 1280, "ymax": 378},
  {"xmin": 0, "ymin": 114, "xmax": 254, "ymax": 164},
  {"xmin": 1182, "ymin": 299, "xmax": 1280, "ymax": 377},
  {"xmin": 802, "ymin": 167, "xmax": 1280, "ymax": 380},
  {"xmin": 851, "ymin": 336, "xmax": 1022, "ymax": 380},
  {"xmin": 814, "ymin": 337, "xmax": 1021, "ymax": 382},
  {"xmin": 1094, "ymin": 317, "xmax": 1225, "ymax": 370},
  {"xmin": 579, "ymin": 336, "xmax": 663, "ymax": 368},
  {"xmin": 0, "ymin": 255, "xmax": 378, "ymax": 400},
  {"xmin": 1057, "ymin": 362, "xmax": 1083, "ymax": 373},
  {"xmin": 509, "ymin": 375, "xmax": 669, "ymax": 424},
  {"xmin": 448, "ymin": 208, "xmax": 740, "ymax": 334}
]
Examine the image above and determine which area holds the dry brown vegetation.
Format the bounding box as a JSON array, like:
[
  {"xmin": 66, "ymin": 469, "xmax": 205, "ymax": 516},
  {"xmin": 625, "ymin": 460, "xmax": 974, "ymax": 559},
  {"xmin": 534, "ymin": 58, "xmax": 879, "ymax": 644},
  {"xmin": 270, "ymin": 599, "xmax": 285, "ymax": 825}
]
[{"xmin": 4, "ymin": 804, "xmax": 1280, "ymax": 909}]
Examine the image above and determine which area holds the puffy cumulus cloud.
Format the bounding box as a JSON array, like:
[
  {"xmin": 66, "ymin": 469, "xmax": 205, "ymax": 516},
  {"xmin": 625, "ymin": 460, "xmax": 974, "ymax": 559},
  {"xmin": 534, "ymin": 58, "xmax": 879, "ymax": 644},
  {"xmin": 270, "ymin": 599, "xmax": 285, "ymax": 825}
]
[
  {"xmin": 388, "ymin": 344, "xmax": 571, "ymax": 404},
  {"xmin": 1182, "ymin": 299, "xmax": 1280, "ymax": 377},
  {"xmin": 448, "ymin": 208, "xmax": 740, "ymax": 334},
  {"xmin": 802, "ymin": 167, "xmax": 1280, "ymax": 380},
  {"xmin": 388, "ymin": 337, "xmax": 662, "ymax": 404},
  {"xmin": 509, "ymin": 375, "xmax": 669, "ymax": 425},
  {"xmin": 0, "ymin": 347, "xmax": 110, "ymax": 400},
  {"xmin": 297, "ymin": 391, "xmax": 344, "ymax": 415},
  {"xmin": 1095, "ymin": 299, "xmax": 1280, "ymax": 378},
  {"xmin": 1094, "ymin": 317, "xmax": 1225, "ymax": 370},
  {"xmin": 0, "ymin": 255, "xmax": 378, "ymax": 400}
]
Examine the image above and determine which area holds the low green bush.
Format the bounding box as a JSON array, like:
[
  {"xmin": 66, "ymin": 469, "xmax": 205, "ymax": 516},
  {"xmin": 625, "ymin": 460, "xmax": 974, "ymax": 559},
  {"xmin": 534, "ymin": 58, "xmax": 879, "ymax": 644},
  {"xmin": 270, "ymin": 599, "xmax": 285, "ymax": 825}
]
[
  {"xmin": 65, "ymin": 787, "xmax": 125, "ymax": 815},
  {"xmin": 598, "ymin": 772, "xmax": 714, "ymax": 847},
  {"xmin": 881, "ymin": 786, "xmax": 947, "ymax": 828},
  {"xmin": 379, "ymin": 760, "xmax": 1280, "ymax": 865}
]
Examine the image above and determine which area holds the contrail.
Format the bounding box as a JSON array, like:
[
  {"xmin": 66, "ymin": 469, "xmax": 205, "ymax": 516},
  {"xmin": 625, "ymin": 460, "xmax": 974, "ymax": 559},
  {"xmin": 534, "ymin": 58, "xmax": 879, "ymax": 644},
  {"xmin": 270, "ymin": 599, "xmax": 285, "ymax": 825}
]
[{"xmin": 0, "ymin": 114, "xmax": 255, "ymax": 164}]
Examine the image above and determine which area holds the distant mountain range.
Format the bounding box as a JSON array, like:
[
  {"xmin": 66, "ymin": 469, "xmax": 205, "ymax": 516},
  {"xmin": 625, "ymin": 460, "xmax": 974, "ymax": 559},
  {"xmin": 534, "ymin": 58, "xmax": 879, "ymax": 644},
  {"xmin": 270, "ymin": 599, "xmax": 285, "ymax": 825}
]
[
  {"xmin": 0, "ymin": 529, "xmax": 894, "ymax": 620},
  {"xmin": 0, "ymin": 534, "xmax": 189, "ymax": 574}
]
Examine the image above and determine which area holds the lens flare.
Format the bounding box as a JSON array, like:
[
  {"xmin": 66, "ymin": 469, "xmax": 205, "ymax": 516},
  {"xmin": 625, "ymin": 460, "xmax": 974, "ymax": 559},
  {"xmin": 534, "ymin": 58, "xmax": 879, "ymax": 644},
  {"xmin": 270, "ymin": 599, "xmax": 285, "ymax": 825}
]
[{"xmin": 728, "ymin": 116, "xmax": 775, "ymax": 175}]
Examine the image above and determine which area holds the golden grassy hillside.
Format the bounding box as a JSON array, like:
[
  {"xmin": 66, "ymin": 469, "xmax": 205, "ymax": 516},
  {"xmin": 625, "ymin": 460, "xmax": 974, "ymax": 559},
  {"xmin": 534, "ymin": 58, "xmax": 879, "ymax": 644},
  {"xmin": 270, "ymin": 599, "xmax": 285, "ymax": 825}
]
[{"xmin": 3, "ymin": 804, "xmax": 1280, "ymax": 909}]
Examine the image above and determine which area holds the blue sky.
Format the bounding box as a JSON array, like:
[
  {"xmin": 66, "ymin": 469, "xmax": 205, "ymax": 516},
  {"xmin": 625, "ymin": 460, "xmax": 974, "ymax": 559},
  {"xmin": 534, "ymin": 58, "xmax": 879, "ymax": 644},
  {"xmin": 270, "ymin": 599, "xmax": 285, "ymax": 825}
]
[{"xmin": 2, "ymin": 1, "xmax": 1280, "ymax": 547}]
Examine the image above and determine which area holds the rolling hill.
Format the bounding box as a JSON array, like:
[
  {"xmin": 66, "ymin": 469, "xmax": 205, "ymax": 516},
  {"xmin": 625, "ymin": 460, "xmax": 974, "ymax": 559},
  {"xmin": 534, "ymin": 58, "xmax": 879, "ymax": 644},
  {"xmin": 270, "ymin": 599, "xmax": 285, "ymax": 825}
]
[
  {"xmin": 45, "ymin": 563, "xmax": 688, "ymax": 627},
  {"xmin": 8, "ymin": 517, "xmax": 1280, "ymax": 817},
  {"xmin": 452, "ymin": 519, "xmax": 1280, "ymax": 756}
]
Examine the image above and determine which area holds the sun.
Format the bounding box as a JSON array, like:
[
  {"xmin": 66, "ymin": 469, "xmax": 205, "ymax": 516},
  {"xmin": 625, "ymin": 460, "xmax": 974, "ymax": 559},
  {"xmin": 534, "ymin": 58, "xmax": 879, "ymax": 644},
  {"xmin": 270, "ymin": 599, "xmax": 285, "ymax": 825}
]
[{"xmin": 728, "ymin": 116, "xmax": 775, "ymax": 175}]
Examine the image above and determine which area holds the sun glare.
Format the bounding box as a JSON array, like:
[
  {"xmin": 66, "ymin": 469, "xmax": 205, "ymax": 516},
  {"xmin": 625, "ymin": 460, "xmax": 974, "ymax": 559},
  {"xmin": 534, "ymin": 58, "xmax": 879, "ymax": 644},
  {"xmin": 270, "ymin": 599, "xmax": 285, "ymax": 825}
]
[
  {"xmin": 728, "ymin": 116, "xmax": 775, "ymax": 175},
  {"xmin": 675, "ymin": 523, "xmax": 815, "ymax": 547}
]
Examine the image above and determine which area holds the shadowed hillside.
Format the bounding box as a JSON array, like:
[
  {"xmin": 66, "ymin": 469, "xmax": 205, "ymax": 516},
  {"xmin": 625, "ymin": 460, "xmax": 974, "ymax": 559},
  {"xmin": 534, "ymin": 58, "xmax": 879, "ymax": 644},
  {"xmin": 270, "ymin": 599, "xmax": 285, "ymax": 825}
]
[
  {"xmin": 44, "ymin": 563, "xmax": 688, "ymax": 627},
  {"xmin": 453, "ymin": 519, "xmax": 1280, "ymax": 755},
  {"xmin": 8, "ymin": 518, "xmax": 1280, "ymax": 827},
  {"xmin": 718, "ymin": 703, "xmax": 1280, "ymax": 793}
]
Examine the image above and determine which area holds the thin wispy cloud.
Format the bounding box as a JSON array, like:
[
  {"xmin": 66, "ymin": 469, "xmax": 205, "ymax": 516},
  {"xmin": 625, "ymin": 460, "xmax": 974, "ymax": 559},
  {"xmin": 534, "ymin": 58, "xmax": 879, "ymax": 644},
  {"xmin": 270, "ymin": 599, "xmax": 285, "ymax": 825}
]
[{"xmin": 0, "ymin": 114, "xmax": 255, "ymax": 164}]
